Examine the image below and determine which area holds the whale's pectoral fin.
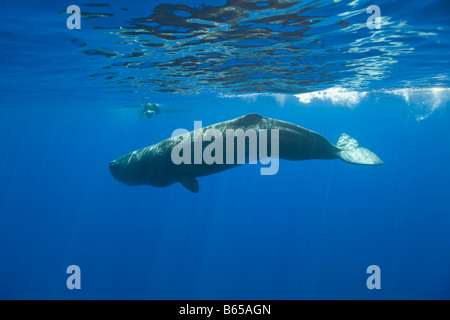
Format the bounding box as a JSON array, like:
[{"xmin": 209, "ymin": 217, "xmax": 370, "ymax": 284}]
[
  {"xmin": 179, "ymin": 177, "xmax": 199, "ymax": 193},
  {"xmin": 336, "ymin": 133, "xmax": 383, "ymax": 166}
]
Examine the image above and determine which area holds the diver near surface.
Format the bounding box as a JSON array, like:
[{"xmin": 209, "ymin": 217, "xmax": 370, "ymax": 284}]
[
  {"xmin": 123, "ymin": 102, "xmax": 195, "ymax": 119},
  {"xmin": 109, "ymin": 114, "xmax": 383, "ymax": 193},
  {"xmin": 142, "ymin": 103, "xmax": 161, "ymax": 119},
  {"xmin": 123, "ymin": 102, "xmax": 161, "ymax": 119}
]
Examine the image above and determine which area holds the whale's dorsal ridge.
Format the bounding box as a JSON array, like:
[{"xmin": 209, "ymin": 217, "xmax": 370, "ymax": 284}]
[
  {"xmin": 240, "ymin": 113, "xmax": 263, "ymax": 125},
  {"xmin": 179, "ymin": 176, "xmax": 199, "ymax": 193}
]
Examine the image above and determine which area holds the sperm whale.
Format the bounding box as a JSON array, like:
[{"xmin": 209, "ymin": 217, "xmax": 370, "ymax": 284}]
[{"xmin": 109, "ymin": 114, "xmax": 382, "ymax": 193}]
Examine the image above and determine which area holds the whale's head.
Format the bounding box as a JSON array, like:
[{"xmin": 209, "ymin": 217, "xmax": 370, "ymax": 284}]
[
  {"xmin": 109, "ymin": 152, "xmax": 144, "ymax": 186},
  {"xmin": 110, "ymin": 148, "xmax": 177, "ymax": 188}
]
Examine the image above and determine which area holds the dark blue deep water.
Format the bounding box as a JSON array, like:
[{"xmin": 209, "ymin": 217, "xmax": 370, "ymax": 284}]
[{"xmin": 1, "ymin": 0, "xmax": 450, "ymax": 299}]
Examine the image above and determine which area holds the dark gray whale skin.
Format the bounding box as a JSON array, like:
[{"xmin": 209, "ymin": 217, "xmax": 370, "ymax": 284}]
[{"xmin": 109, "ymin": 114, "xmax": 382, "ymax": 193}]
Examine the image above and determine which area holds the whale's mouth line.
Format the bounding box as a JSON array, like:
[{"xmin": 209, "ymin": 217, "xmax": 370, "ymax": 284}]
[
  {"xmin": 109, "ymin": 159, "xmax": 142, "ymax": 186},
  {"xmin": 109, "ymin": 160, "xmax": 121, "ymax": 182}
]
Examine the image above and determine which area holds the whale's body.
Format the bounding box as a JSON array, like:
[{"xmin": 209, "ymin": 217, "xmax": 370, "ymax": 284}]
[{"xmin": 109, "ymin": 114, "xmax": 382, "ymax": 193}]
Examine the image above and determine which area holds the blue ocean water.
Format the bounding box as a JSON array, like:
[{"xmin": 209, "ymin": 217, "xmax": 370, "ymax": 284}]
[{"xmin": 0, "ymin": 0, "xmax": 450, "ymax": 299}]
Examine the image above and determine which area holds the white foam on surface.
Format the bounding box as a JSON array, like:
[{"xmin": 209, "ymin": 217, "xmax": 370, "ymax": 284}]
[
  {"xmin": 220, "ymin": 87, "xmax": 450, "ymax": 121},
  {"xmin": 384, "ymin": 88, "xmax": 450, "ymax": 120},
  {"xmin": 294, "ymin": 87, "xmax": 368, "ymax": 107}
]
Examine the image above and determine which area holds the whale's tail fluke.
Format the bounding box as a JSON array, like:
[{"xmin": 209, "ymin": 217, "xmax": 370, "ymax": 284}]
[{"xmin": 336, "ymin": 133, "xmax": 383, "ymax": 165}]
